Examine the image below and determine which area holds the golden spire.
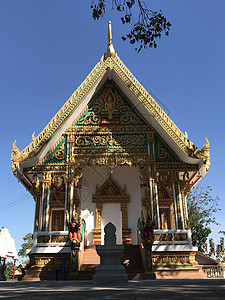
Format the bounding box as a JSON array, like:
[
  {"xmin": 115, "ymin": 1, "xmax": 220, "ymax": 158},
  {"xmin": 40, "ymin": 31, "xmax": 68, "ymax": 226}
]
[{"xmin": 107, "ymin": 21, "xmax": 115, "ymax": 58}]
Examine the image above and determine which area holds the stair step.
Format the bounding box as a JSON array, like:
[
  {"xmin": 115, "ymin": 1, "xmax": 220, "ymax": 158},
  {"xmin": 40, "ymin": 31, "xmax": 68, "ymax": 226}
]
[
  {"xmin": 84, "ymin": 245, "xmax": 96, "ymax": 249},
  {"xmin": 79, "ymin": 264, "xmax": 99, "ymax": 271},
  {"xmin": 79, "ymin": 244, "xmax": 144, "ymax": 274}
]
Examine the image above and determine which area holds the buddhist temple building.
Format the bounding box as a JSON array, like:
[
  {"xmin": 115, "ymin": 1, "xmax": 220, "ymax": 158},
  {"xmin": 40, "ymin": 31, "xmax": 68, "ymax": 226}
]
[{"xmin": 11, "ymin": 22, "xmax": 210, "ymax": 279}]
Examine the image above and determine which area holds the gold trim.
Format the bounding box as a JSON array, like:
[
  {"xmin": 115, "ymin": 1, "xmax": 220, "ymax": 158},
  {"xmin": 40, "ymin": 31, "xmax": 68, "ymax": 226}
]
[{"xmin": 11, "ymin": 53, "xmax": 208, "ymax": 169}]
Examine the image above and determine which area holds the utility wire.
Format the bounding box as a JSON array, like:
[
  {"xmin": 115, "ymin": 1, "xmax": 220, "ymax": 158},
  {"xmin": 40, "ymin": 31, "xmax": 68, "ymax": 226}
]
[
  {"xmin": 0, "ymin": 194, "xmax": 31, "ymax": 210},
  {"xmin": 0, "ymin": 194, "xmax": 32, "ymax": 214}
]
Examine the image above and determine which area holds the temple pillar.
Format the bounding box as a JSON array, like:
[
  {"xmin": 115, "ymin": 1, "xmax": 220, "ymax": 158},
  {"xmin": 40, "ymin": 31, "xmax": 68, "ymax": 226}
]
[
  {"xmin": 149, "ymin": 177, "xmax": 160, "ymax": 229},
  {"xmin": 177, "ymin": 182, "xmax": 184, "ymax": 229},
  {"xmin": 64, "ymin": 133, "xmax": 76, "ymax": 229},
  {"xmin": 172, "ymin": 182, "xmax": 179, "ymax": 229},
  {"xmin": 31, "ymin": 175, "xmax": 41, "ymax": 232},
  {"xmin": 64, "ymin": 182, "xmax": 68, "ymax": 231},
  {"xmin": 146, "ymin": 133, "xmax": 159, "ymax": 228},
  {"xmin": 172, "ymin": 171, "xmax": 184, "ymax": 229},
  {"xmin": 64, "ymin": 180, "xmax": 74, "ymax": 230},
  {"xmin": 69, "ymin": 184, "xmax": 74, "ymax": 220},
  {"xmin": 34, "ymin": 190, "xmax": 41, "ymax": 232},
  {"xmin": 39, "ymin": 184, "xmax": 44, "ymax": 231},
  {"xmin": 182, "ymin": 193, "xmax": 189, "ymax": 229},
  {"xmin": 41, "ymin": 172, "xmax": 52, "ymax": 231}
]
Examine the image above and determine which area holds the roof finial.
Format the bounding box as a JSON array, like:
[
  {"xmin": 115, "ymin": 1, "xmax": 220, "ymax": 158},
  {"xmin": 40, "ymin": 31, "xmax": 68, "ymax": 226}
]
[{"xmin": 107, "ymin": 21, "xmax": 115, "ymax": 58}]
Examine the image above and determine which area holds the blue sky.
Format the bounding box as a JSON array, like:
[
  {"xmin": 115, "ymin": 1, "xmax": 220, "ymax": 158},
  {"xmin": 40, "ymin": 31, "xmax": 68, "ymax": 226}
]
[{"xmin": 0, "ymin": 1, "xmax": 224, "ymax": 258}]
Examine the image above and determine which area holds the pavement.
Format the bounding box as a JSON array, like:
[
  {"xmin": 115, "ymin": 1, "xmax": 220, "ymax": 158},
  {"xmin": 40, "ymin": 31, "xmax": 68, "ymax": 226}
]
[{"xmin": 0, "ymin": 279, "xmax": 224, "ymax": 300}]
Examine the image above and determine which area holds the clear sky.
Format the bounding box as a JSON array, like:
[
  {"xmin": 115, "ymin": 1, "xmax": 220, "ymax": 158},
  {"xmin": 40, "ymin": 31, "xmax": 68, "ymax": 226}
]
[{"xmin": 0, "ymin": 1, "xmax": 224, "ymax": 258}]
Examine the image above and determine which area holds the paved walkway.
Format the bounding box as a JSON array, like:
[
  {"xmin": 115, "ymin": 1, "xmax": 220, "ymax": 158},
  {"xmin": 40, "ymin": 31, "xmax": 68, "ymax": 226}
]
[{"xmin": 0, "ymin": 279, "xmax": 224, "ymax": 300}]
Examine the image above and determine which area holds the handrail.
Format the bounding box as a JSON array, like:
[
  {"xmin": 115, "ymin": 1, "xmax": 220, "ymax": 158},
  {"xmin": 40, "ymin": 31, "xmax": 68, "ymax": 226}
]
[
  {"xmin": 78, "ymin": 230, "xmax": 87, "ymax": 271},
  {"xmin": 137, "ymin": 229, "xmax": 146, "ymax": 272}
]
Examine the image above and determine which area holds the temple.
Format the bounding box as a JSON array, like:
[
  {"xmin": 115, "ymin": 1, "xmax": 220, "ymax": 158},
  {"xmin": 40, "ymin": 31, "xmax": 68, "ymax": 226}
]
[{"xmin": 11, "ymin": 22, "xmax": 210, "ymax": 279}]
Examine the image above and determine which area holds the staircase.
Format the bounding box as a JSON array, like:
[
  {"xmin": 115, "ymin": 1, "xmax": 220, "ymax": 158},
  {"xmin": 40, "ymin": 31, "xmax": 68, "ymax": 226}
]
[
  {"xmin": 22, "ymin": 245, "xmax": 145, "ymax": 280},
  {"xmin": 76, "ymin": 245, "xmax": 100, "ymax": 279},
  {"xmin": 77, "ymin": 244, "xmax": 144, "ymax": 280}
]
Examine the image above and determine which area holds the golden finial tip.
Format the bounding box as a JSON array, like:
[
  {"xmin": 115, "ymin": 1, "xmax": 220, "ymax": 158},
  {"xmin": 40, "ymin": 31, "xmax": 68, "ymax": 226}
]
[{"xmin": 107, "ymin": 21, "xmax": 115, "ymax": 58}]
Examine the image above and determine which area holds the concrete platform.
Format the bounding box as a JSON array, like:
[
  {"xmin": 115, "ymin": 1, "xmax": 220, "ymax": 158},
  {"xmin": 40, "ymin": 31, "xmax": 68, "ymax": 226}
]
[{"xmin": 0, "ymin": 279, "xmax": 224, "ymax": 299}]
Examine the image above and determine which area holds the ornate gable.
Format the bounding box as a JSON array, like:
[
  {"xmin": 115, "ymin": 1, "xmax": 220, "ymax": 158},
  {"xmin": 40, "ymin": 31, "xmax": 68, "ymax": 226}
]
[
  {"xmin": 66, "ymin": 80, "xmax": 150, "ymax": 157},
  {"xmin": 42, "ymin": 136, "xmax": 67, "ymax": 165},
  {"xmin": 154, "ymin": 134, "xmax": 179, "ymax": 163}
]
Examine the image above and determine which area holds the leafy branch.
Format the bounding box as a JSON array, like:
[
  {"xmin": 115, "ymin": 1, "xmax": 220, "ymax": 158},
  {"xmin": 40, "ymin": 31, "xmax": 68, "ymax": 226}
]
[{"xmin": 90, "ymin": 0, "xmax": 171, "ymax": 52}]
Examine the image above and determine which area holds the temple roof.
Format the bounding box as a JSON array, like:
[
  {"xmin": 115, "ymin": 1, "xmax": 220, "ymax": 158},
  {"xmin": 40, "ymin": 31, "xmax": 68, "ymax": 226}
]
[{"xmin": 11, "ymin": 22, "xmax": 210, "ymax": 175}]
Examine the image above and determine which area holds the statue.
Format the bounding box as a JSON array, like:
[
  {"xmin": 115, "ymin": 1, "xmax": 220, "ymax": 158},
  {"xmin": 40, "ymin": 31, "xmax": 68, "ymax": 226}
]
[
  {"xmin": 67, "ymin": 206, "xmax": 81, "ymax": 243},
  {"xmin": 142, "ymin": 213, "xmax": 155, "ymax": 247},
  {"xmin": 138, "ymin": 210, "xmax": 156, "ymax": 274},
  {"xmin": 67, "ymin": 206, "xmax": 84, "ymax": 274}
]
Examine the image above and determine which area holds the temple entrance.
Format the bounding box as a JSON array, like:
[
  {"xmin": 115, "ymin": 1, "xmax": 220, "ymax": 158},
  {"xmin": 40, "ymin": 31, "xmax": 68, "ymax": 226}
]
[
  {"xmin": 92, "ymin": 174, "xmax": 131, "ymax": 245},
  {"xmin": 101, "ymin": 203, "xmax": 122, "ymax": 244}
]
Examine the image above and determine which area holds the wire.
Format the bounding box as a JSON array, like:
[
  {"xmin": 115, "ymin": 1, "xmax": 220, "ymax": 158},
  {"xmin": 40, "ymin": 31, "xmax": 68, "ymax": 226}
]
[
  {"xmin": 0, "ymin": 194, "xmax": 32, "ymax": 214},
  {"xmin": 0, "ymin": 194, "xmax": 31, "ymax": 210}
]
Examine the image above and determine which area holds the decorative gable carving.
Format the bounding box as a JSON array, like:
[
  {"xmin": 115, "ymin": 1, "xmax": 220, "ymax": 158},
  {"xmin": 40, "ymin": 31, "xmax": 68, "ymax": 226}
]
[
  {"xmin": 154, "ymin": 134, "xmax": 179, "ymax": 162},
  {"xmin": 93, "ymin": 174, "xmax": 129, "ymax": 203}
]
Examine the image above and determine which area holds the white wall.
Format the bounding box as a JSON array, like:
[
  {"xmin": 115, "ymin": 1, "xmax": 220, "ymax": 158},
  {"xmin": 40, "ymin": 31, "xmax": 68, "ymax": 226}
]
[
  {"xmin": 80, "ymin": 165, "xmax": 141, "ymax": 245},
  {"xmin": 112, "ymin": 166, "xmax": 142, "ymax": 244},
  {"xmin": 101, "ymin": 203, "xmax": 122, "ymax": 244}
]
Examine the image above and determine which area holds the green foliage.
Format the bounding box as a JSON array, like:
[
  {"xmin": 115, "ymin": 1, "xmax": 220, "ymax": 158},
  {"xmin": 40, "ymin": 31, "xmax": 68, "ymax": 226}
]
[
  {"xmin": 209, "ymin": 238, "xmax": 215, "ymax": 256},
  {"xmin": 90, "ymin": 0, "xmax": 171, "ymax": 52},
  {"xmin": 209, "ymin": 237, "xmax": 225, "ymax": 262},
  {"xmin": 18, "ymin": 233, "xmax": 33, "ymax": 259},
  {"xmin": 4, "ymin": 261, "xmax": 14, "ymax": 281},
  {"xmin": 187, "ymin": 186, "xmax": 220, "ymax": 252}
]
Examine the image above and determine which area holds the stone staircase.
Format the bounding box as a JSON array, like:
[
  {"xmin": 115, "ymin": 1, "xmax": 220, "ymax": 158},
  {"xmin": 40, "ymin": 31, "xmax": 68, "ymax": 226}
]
[
  {"xmin": 77, "ymin": 244, "xmax": 145, "ymax": 280},
  {"xmin": 79, "ymin": 245, "xmax": 100, "ymax": 272}
]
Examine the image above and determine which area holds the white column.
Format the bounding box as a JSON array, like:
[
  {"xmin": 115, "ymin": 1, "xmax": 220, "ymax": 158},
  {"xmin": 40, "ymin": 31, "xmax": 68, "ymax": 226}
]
[
  {"xmin": 178, "ymin": 183, "xmax": 184, "ymax": 230},
  {"xmin": 64, "ymin": 183, "xmax": 68, "ymax": 230},
  {"xmin": 172, "ymin": 182, "xmax": 178, "ymax": 229},
  {"xmin": 39, "ymin": 184, "xmax": 45, "ymax": 231},
  {"xmin": 149, "ymin": 179, "xmax": 154, "ymax": 221},
  {"xmin": 69, "ymin": 184, "xmax": 74, "ymax": 220},
  {"xmin": 155, "ymin": 183, "xmax": 160, "ymax": 229},
  {"xmin": 45, "ymin": 185, "xmax": 50, "ymax": 231},
  {"xmin": 184, "ymin": 195, "xmax": 189, "ymax": 224}
]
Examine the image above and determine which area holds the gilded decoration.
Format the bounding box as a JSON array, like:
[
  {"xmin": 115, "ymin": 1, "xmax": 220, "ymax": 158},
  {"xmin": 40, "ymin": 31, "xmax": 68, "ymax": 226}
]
[
  {"xmin": 152, "ymin": 252, "xmax": 196, "ymax": 266},
  {"xmin": 64, "ymin": 82, "xmax": 150, "ymax": 168},
  {"xmin": 51, "ymin": 210, "xmax": 64, "ymax": 231},
  {"xmin": 158, "ymin": 172, "xmax": 170, "ymax": 187},
  {"xmin": 93, "ymin": 174, "xmax": 130, "ymax": 204},
  {"xmin": 50, "ymin": 144, "xmax": 65, "ymax": 161},
  {"xmin": 11, "ymin": 140, "xmax": 28, "ymax": 171},
  {"xmin": 42, "ymin": 136, "xmax": 66, "ymax": 165},
  {"xmin": 154, "ymin": 134, "xmax": 178, "ymax": 163},
  {"xmin": 159, "ymin": 207, "xmax": 171, "ymax": 230},
  {"xmin": 11, "ymin": 52, "xmax": 208, "ymax": 170},
  {"xmin": 188, "ymin": 137, "xmax": 210, "ymax": 170},
  {"xmin": 107, "ymin": 21, "xmax": 115, "ymax": 58},
  {"xmin": 30, "ymin": 255, "xmax": 70, "ymax": 268},
  {"xmin": 30, "ymin": 174, "xmax": 41, "ymax": 196}
]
